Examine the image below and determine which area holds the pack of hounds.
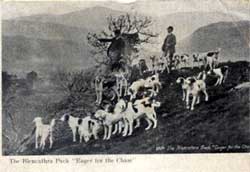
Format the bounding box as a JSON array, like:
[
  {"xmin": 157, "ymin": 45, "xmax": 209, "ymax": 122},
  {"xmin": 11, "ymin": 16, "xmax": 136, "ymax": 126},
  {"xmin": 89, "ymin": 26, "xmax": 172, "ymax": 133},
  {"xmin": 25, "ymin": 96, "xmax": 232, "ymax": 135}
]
[{"xmin": 33, "ymin": 48, "xmax": 229, "ymax": 150}]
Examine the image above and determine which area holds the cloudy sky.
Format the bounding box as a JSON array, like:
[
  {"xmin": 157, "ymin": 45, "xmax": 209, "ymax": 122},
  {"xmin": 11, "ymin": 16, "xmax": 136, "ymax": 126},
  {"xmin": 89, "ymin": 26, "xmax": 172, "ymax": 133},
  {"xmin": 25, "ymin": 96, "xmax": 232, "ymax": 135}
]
[{"xmin": 2, "ymin": 0, "xmax": 250, "ymax": 19}]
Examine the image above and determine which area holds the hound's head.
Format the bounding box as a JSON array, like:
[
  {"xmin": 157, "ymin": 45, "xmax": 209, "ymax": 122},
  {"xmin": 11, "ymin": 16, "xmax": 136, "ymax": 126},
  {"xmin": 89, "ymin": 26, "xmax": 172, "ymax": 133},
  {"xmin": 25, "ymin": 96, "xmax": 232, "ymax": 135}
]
[
  {"xmin": 144, "ymin": 74, "xmax": 160, "ymax": 88},
  {"xmin": 114, "ymin": 99, "xmax": 127, "ymax": 113},
  {"xmin": 142, "ymin": 89, "xmax": 157, "ymax": 99},
  {"xmin": 95, "ymin": 75, "xmax": 104, "ymax": 83},
  {"xmin": 135, "ymin": 97, "xmax": 160, "ymax": 108},
  {"xmin": 150, "ymin": 55, "xmax": 156, "ymax": 61},
  {"xmin": 60, "ymin": 114, "xmax": 70, "ymax": 122},
  {"xmin": 139, "ymin": 59, "xmax": 146, "ymax": 66},
  {"xmin": 214, "ymin": 51, "xmax": 220, "ymax": 59},
  {"xmin": 94, "ymin": 110, "xmax": 106, "ymax": 120},
  {"xmin": 33, "ymin": 117, "xmax": 43, "ymax": 125},
  {"xmin": 141, "ymin": 100, "xmax": 152, "ymax": 108},
  {"xmin": 181, "ymin": 77, "xmax": 196, "ymax": 89},
  {"xmin": 174, "ymin": 55, "xmax": 180, "ymax": 60},
  {"xmin": 83, "ymin": 134, "xmax": 91, "ymax": 143},
  {"xmin": 186, "ymin": 77, "xmax": 196, "ymax": 84},
  {"xmin": 79, "ymin": 118, "xmax": 96, "ymax": 143},
  {"xmin": 192, "ymin": 54, "xmax": 197, "ymax": 61}
]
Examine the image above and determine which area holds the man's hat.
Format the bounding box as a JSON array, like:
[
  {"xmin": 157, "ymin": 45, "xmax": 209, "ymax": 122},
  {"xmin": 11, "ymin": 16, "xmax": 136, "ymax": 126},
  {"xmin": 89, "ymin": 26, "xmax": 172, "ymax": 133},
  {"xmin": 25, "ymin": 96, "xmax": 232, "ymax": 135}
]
[{"xmin": 167, "ymin": 26, "xmax": 174, "ymax": 30}]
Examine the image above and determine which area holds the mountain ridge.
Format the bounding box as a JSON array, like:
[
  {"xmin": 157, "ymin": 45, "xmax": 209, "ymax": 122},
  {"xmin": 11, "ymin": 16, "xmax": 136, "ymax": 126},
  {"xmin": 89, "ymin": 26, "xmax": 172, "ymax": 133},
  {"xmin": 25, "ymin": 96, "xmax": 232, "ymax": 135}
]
[{"xmin": 178, "ymin": 20, "xmax": 250, "ymax": 60}]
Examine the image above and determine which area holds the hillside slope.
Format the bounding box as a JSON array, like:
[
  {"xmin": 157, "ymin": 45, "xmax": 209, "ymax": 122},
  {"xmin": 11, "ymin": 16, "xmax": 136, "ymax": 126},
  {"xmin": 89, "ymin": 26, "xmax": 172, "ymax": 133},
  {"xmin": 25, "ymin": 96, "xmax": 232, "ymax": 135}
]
[
  {"xmin": 178, "ymin": 20, "xmax": 250, "ymax": 60},
  {"xmin": 13, "ymin": 61, "xmax": 250, "ymax": 155}
]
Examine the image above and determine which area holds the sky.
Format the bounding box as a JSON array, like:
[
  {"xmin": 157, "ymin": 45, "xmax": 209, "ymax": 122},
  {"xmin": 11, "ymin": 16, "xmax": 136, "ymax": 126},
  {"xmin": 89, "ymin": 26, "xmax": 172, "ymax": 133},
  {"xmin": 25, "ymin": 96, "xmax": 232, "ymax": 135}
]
[{"xmin": 2, "ymin": 0, "xmax": 250, "ymax": 20}]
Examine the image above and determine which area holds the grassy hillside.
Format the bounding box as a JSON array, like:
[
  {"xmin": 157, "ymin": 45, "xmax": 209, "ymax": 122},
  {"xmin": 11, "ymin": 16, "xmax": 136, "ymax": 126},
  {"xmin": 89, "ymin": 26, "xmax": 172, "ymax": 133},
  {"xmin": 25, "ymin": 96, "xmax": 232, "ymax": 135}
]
[{"xmin": 11, "ymin": 61, "xmax": 250, "ymax": 155}]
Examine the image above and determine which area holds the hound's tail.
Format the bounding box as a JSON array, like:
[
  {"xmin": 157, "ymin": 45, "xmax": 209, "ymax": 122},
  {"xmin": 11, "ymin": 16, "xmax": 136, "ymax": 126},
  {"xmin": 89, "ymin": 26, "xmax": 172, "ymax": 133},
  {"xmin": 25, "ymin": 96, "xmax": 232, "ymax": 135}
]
[
  {"xmin": 152, "ymin": 101, "xmax": 161, "ymax": 108},
  {"xmin": 197, "ymin": 71, "xmax": 207, "ymax": 81},
  {"xmin": 50, "ymin": 119, "xmax": 56, "ymax": 128},
  {"xmin": 222, "ymin": 66, "xmax": 229, "ymax": 83}
]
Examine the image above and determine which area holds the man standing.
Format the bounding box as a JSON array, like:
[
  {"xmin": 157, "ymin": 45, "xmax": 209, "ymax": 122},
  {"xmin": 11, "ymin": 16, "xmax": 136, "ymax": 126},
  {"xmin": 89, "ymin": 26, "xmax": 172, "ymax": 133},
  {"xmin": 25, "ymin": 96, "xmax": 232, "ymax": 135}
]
[
  {"xmin": 98, "ymin": 29, "xmax": 126, "ymax": 72},
  {"xmin": 162, "ymin": 26, "xmax": 176, "ymax": 71}
]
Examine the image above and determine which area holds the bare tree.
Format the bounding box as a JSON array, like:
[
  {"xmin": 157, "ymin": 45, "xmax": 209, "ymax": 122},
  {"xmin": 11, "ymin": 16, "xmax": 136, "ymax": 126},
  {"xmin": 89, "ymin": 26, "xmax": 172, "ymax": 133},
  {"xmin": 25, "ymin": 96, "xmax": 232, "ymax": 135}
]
[{"xmin": 87, "ymin": 13, "xmax": 158, "ymax": 66}]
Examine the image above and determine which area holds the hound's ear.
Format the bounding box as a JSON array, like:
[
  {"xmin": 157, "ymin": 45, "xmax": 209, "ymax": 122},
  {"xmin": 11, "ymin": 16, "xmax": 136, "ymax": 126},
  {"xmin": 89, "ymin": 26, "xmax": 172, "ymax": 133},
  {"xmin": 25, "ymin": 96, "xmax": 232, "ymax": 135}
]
[
  {"xmin": 188, "ymin": 78, "xmax": 196, "ymax": 84},
  {"xmin": 88, "ymin": 121, "xmax": 94, "ymax": 133},
  {"xmin": 88, "ymin": 121, "xmax": 91, "ymax": 133},
  {"xmin": 65, "ymin": 114, "xmax": 69, "ymax": 121},
  {"xmin": 123, "ymin": 95, "xmax": 130, "ymax": 102},
  {"xmin": 33, "ymin": 117, "xmax": 40, "ymax": 123},
  {"xmin": 207, "ymin": 52, "xmax": 214, "ymax": 57},
  {"xmin": 102, "ymin": 114, "xmax": 106, "ymax": 121},
  {"xmin": 148, "ymin": 96, "xmax": 154, "ymax": 103},
  {"xmin": 78, "ymin": 118, "xmax": 83, "ymax": 125},
  {"xmin": 180, "ymin": 78, "xmax": 184, "ymax": 83},
  {"xmin": 141, "ymin": 101, "xmax": 146, "ymax": 106},
  {"xmin": 143, "ymin": 101, "xmax": 152, "ymax": 107}
]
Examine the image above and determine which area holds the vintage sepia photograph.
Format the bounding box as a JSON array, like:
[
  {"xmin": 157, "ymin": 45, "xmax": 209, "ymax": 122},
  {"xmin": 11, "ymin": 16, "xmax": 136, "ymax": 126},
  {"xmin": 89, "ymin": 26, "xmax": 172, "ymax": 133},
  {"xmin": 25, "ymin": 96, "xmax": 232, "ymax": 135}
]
[{"xmin": 1, "ymin": 0, "xmax": 250, "ymax": 156}]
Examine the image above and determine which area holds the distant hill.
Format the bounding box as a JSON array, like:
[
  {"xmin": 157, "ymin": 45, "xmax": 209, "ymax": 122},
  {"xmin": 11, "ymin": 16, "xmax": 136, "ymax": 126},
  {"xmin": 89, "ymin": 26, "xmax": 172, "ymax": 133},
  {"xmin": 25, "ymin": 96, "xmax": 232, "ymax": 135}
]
[
  {"xmin": 2, "ymin": 35, "xmax": 94, "ymax": 75},
  {"xmin": 12, "ymin": 7, "xmax": 243, "ymax": 40},
  {"xmin": 178, "ymin": 20, "xmax": 250, "ymax": 61},
  {"xmin": 14, "ymin": 6, "xmax": 125, "ymax": 31},
  {"xmin": 2, "ymin": 20, "xmax": 89, "ymax": 42},
  {"xmin": 155, "ymin": 12, "xmax": 242, "ymax": 41}
]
